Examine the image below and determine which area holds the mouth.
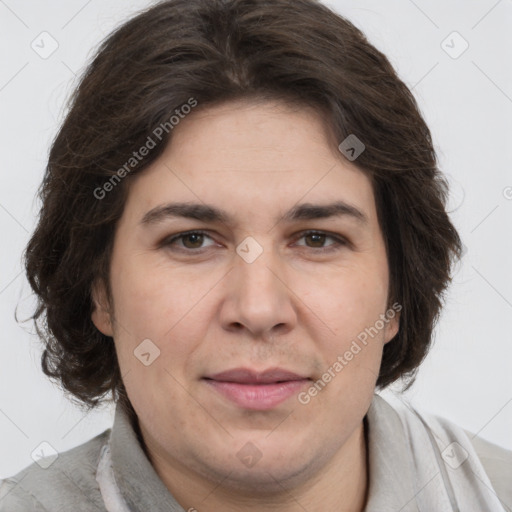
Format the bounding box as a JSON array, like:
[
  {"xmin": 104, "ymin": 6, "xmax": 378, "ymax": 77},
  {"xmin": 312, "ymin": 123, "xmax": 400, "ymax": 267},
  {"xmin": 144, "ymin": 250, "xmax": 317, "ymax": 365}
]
[{"xmin": 202, "ymin": 367, "xmax": 311, "ymax": 410}]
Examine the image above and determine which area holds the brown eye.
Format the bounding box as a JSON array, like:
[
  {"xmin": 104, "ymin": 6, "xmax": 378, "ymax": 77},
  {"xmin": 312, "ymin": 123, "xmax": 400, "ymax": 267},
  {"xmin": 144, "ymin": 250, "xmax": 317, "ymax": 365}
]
[
  {"xmin": 295, "ymin": 231, "xmax": 347, "ymax": 252},
  {"xmin": 162, "ymin": 230, "xmax": 216, "ymax": 252},
  {"xmin": 181, "ymin": 233, "xmax": 205, "ymax": 249},
  {"xmin": 304, "ymin": 232, "xmax": 327, "ymax": 248}
]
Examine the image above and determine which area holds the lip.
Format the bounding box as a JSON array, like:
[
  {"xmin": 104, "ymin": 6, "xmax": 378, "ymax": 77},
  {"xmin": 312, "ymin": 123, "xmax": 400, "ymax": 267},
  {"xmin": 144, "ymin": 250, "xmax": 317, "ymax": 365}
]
[
  {"xmin": 206, "ymin": 367, "xmax": 308, "ymax": 383},
  {"xmin": 203, "ymin": 367, "xmax": 311, "ymax": 410}
]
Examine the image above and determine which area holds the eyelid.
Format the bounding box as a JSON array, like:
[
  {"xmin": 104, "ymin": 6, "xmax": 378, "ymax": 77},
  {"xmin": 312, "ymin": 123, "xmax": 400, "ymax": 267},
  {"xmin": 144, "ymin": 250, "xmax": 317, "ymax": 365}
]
[
  {"xmin": 293, "ymin": 230, "xmax": 349, "ymax": 248},
  {"xmin": 161, "ymin": 229, "xmax": 217, "ymax": 250}
]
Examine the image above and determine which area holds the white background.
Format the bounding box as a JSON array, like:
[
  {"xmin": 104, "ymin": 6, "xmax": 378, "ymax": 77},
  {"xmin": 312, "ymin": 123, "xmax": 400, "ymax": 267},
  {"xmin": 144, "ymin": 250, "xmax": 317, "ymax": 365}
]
[{"xmin": 0, "ymin": 0, "xmax": 511, "ymax": 478}]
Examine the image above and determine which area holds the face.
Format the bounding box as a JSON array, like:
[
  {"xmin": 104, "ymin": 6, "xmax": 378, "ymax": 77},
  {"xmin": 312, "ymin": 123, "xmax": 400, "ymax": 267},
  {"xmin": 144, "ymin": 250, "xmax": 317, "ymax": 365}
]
[{"xmin": 92, "ymin": 100, "xmax": 399, "ymax": 494}]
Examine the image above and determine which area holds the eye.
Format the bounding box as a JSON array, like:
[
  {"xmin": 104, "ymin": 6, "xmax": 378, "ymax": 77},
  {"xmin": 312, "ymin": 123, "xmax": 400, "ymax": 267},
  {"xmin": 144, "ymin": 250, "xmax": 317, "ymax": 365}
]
[
  {"xmin": 294, "ymin": 230, "xmax": 347, "ymax": 252},
  {"xmin": 162, "ymin": 230, "xmax": 216, "ymax": 251},
  {"xmin": 161, "ymin": 229, "xmax": 348, "ymax": 254}
]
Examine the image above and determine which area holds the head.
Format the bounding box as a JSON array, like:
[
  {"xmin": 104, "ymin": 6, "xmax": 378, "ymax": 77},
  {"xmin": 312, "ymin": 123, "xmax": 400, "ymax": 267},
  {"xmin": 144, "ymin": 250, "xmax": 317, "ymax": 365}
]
[{"xmin": 24, "ymin": 0, "xmax": 461, "ymax": 493}]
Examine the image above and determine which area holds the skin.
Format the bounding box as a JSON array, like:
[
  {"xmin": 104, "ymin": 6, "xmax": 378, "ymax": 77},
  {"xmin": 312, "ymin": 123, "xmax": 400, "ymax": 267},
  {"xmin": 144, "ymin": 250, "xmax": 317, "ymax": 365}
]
[{"xmin": 92, "ymin": 99, "xmax": 399, "ymax": 512}]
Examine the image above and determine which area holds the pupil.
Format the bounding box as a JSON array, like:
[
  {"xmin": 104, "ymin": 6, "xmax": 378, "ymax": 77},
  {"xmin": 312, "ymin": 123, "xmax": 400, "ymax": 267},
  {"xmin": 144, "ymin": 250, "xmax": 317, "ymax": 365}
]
[
  {"xmin": 185, "ymin": 233, "xmax": 203, "ymax": 248},
  {"xmin": 308, "ymin": 234, "xmax": 324, "ymax": 247}
]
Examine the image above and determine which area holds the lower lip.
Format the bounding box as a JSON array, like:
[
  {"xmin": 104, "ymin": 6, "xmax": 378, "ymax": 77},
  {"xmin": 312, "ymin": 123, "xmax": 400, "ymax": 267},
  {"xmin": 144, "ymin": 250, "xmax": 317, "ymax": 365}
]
[{"xmin": 204, "ymin": 379, "xmax": 310, "ymax": 410}]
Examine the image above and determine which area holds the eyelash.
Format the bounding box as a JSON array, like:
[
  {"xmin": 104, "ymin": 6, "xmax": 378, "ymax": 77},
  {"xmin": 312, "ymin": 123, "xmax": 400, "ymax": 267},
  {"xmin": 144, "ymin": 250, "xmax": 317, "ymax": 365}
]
[{"xmin": 161, "ymin": 230, "xmax": 348, "ymax": 254}]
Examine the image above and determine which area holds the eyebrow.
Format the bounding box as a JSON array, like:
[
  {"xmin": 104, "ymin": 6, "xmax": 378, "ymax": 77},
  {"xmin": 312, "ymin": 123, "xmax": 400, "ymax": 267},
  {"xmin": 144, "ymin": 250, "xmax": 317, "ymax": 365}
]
[{"xmin": 140, "ymin": 200, "xmax": 368, "ymax": 227}]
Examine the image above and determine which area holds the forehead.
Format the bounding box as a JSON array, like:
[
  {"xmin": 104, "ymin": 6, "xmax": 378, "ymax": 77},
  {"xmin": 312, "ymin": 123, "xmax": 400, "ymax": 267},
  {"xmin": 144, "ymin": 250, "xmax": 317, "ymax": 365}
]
[
  {"xmin": 167, "ymin": 99, "xmax": 339, "ymax": 173},
  {"xmin": 123, "ymin": 100, "xmax": 376, "ymax": 226}
]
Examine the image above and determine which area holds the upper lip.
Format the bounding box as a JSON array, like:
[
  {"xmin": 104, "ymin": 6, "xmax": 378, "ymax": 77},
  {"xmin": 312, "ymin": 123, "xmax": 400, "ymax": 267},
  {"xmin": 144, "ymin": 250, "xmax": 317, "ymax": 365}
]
[{"xmin": 205, "ymin": 367, "xmax": 310, "ymax": 384}]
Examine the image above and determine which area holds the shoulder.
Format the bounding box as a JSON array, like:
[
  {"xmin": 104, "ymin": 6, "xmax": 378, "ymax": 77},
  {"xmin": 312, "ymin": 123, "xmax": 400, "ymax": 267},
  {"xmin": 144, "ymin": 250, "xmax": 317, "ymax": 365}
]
[
  {"xmin": 0, "ymin": 429, "xmax": 110, "ymax": 512},
  {"xmin": 373, "ymin": 394, "xmax": 512, "ymax": 509},
  {"xmin": 413, "ymin": 403, "xmax": 512, "ymax": 509},
  {"xmin": 425, "ymin": 408, "xmax": 512, "ymax": 507},
  {"xmin": 464, "ymin": 428, "xmax": 512, "ymax": 509}
]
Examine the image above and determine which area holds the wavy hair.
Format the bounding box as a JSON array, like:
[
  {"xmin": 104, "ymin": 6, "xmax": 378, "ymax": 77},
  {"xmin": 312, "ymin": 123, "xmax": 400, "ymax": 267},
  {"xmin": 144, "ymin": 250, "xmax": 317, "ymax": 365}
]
[{"xmin": 23, "ymin": 0, "xmax": 462, "ymax": 412}]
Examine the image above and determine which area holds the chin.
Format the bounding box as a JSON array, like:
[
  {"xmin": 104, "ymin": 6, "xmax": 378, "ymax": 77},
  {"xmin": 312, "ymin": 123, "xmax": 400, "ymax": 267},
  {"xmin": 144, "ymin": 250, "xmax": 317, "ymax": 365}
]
[
  {"xmin": 196, "ymin": 444, "xmax": 325, "ymax": 495},
  {"xmin": 220, "ymin": 463, "xmax": 315, "ymax": 495}
]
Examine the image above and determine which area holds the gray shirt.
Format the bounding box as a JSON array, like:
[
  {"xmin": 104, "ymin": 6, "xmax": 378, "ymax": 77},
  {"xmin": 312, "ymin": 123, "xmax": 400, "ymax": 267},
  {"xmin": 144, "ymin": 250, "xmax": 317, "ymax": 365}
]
[{"xmin": 1, "ymin": 393, "xmax": 511, "ymax": 511}]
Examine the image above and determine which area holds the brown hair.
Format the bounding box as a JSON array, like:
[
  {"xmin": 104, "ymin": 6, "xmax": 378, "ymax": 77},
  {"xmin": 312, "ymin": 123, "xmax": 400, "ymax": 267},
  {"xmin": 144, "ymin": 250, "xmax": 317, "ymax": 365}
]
[{"xmin": 23, "ymin": 0, "xmax": 462, "ymax": 412}]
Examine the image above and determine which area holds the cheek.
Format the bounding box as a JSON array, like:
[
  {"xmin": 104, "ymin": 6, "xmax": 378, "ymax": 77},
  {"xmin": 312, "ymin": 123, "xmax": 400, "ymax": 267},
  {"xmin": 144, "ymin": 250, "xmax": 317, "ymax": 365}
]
[
  {"xmin": 299, "ymin": 262, "xmax": 389, "ymax": 337},
  {"xmin": 111, "ymin": 254, "xmax": 198, "ymax": 332},
  {"xmin": 292, "ymin": 260, "xmax": 390, "ymax": 388},
  {"xmin": 109, "ymin": 255, "xmax": 215, "ymax": 372}
]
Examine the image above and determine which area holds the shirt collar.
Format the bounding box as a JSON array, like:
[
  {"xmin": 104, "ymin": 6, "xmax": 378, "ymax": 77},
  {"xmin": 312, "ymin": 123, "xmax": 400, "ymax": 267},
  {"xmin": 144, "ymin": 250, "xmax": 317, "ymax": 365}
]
[
  {"xmin": 109, "ymin": 393, "xmax": 420, "ymax": 512},
  {"xmin": 364, "ymin": 394, "xmax": 420, "ymax": 511},
  {"xmin": 110, "ymin": 404, "xmax": 184, "ymax": 511}
]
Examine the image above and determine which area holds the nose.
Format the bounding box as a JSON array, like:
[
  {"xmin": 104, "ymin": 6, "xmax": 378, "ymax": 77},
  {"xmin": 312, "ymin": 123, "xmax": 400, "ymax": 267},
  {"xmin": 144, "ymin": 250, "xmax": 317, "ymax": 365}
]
[{"xmin": 219, "ymin": 240, "xmax": 297, "ymax": 339}]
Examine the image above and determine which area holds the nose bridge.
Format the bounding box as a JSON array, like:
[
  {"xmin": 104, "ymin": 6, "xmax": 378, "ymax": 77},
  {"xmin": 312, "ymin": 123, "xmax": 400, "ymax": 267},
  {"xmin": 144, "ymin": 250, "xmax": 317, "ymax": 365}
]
[
  {"xmin": 235, "ymin": 235, "xmax": 283, "ymax": 301},
  {"xmin": 222, "ymin": 234, "xmax": 296, "ymax": 336}
]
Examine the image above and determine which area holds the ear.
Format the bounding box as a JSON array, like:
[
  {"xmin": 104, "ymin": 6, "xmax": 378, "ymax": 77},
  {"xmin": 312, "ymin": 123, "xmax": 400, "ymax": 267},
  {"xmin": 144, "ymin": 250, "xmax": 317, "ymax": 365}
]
[
  {"xmin": 383, "ymin": 303, "xmax": 401, "ymax": 345},
  {"xmin": 91, "ymin": 279, "xmax": 114, "ymax": 337}
]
